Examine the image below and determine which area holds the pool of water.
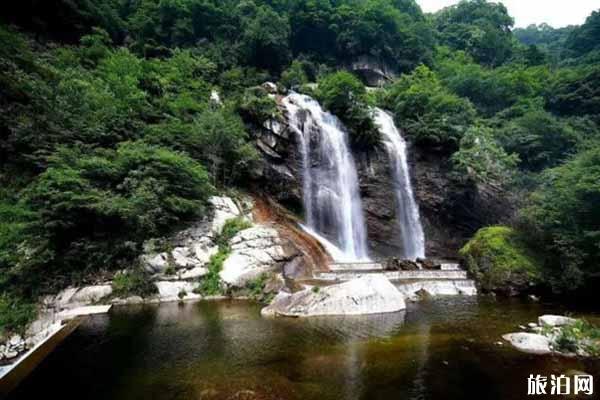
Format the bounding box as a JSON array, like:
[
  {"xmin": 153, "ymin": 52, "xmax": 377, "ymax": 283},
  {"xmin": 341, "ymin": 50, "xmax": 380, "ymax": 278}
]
[{"xmin": 7, "ymin": 297, "xmax": 600, "ymax": 400}]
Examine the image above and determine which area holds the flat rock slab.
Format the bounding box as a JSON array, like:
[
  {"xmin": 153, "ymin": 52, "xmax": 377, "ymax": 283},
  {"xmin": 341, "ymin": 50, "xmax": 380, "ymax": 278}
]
[
  {"xmin": 538, "ymin": 315, "xmax": 577, "ymax": 327},
  {"xmin": 262, "ymin": 275, "xmax": 406, "ymax": 317},
  {"xmin": 396, "ymin": 280, "xmax": 477, "ymax": 300},
  {"xmin": 57, "ymin": 305, "xmax": 112, "ymax": 320},
  {"xmin": 155, "ymin": 281, "xmax": 200, "ymax": 302},
  {"xmin": 502, "ymin": 332, "xmax": 552, "ymax": 355}
]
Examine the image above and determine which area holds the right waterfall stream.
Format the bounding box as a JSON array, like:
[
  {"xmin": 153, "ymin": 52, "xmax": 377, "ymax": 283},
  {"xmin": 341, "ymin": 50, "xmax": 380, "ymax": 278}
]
[{"xmin": 374, "ymin": 108, "xmax": 426, "ymax": 260}]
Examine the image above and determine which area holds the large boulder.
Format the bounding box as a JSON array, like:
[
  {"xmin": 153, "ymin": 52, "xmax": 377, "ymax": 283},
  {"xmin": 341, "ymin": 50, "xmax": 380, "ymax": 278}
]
[
  {"xmin": 220, "ymin": 226, "xmax": 298, "ymax": 287},
  {"xmin": 208, "ymin": 196, "xmax": 245, "ymax": 237},
  {"xmin": 69, "ymin": 285, "xmax": 112, "ymax": 305},
  {"xmin": 502, "ymin": 333, "xmax": 552, "ymax": 355},
  {"xmin": 50, "ymin": 285, "xmax": 112, "ymax": 310},
  {"xmin": 154, "ymin": 281, "xmax": 201, "ymax": 302},
  {"xmin": 459, "ymin": 226, "xmax": 543, "ymax": 295},
  {"xmin": 538, "ymin": 315, "xmax": 577, "ymax": 327},
  {"xmin": 261, "ymin": 275, "xmax": 406, "ymax": 317}
]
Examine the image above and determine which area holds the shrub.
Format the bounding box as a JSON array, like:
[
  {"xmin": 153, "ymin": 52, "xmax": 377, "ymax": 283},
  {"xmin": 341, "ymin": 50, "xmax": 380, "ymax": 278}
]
[
  {"xmin": 554, "ymin": 319, "xmax": 600, "ymax": 356},
  {"xmin": 0, "ymin": 294, "xmax": 37, "ymax": 337},
  {"xmin": 111, "ymin": 269, "xmax": 157, "ymax": 298},
  {"xmin": 238, "ymin": 86, "xmax": 280, "ymax": 124},
  {"xmin": 384, "ymin": 65, "xmax": 476, "ymax": 149},
  {"xmin": 523, "ymin": 148, "xmax": 600, "ymax": 292},
  {"xmin": 146, "ymin": 108, "xmax": 258, "ymax": 185},
  {"xmin": 246, "ymin": 273, "xmax": 268, "ymax": 299},
  {"xmin": 452, "ymin": 126, "xmax": 519, "ymax": 185},
  {"xmin": 196, "ymin": 250, "xmax": 229, "ymax": 296},
  {"xmin": 215, "ymin": 217, "xmax": 252, "ymax": 251},
  {"xmin": 23, "ymin": 142, "xmax": 212, "ymax": 279},
  {"xmin": 460, "ymin": 226, "xmax": 543, "ymax": 294},
  {"xmin": 280, "ymin": 60, "xmax": 309, "ymax": 89},
  {"xmin": 316, "ymin": 71, "xmax": 380, "ymax": 148}
]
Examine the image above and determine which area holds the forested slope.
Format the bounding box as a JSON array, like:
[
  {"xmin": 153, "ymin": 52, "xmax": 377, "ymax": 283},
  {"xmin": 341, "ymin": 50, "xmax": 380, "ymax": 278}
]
[{"xmin": 1, "ymin": 0, "xmax": 599, "ymax": 332}]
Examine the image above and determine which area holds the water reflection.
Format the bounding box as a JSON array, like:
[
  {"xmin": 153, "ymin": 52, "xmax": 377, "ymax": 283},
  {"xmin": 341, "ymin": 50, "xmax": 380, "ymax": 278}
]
[{"xmin": 8, "ymin": 298, "xmax": 600, "ymax": 400}]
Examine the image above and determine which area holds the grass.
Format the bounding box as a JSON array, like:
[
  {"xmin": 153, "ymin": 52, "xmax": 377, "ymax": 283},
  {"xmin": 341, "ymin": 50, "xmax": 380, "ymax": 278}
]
[
  {"xmin": 111, "ymin": 268, "xmax": 157, "ymax": 298},
  {"xmin": 246, "ymin": 273, "xmax": 268, "ymax": 300},
  {"xmin": 215, "ymin": 217, "xmax": 251, "ymax": 251},
  {"xmin": 553, "ymin": 319, "xmax": 600, "ymax": 356},
  {"xmin": 196, "ymin": 250, "xmax": 229, "ymax": 296}
]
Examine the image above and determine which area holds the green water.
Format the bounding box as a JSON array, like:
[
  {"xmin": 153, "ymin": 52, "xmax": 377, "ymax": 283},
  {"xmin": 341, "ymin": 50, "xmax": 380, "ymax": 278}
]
[{"xmin": 7, "ymin": 297, "xmax": 600, "ymax": 400}]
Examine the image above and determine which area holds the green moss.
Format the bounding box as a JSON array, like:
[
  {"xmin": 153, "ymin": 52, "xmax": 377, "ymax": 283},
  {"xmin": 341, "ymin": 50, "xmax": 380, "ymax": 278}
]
[{"xmin": 460, "ymin": 226, "xmax": 542, "ymax": 293}]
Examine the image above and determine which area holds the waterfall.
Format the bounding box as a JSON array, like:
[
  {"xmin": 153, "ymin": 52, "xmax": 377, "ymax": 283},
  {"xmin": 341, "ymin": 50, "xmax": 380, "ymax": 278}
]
[
  {"xmin": 283, "ymin": 93, "xmax": 369, "ymax": 262},
  {"xmin": 374, "ymin": 108, "xmax": 425, "ymax": 260}
]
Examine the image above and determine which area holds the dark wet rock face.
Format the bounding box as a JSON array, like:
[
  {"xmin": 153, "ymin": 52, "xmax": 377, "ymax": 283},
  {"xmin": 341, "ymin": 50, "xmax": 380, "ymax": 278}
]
[
  {"xmin": 350, "ymin": 56, "xmax": 396, "ymax": 87},
  {"xmin": 250, "ymin": 103, "xmax": 514, "ymax": 260},
  {"xmin": 250, "ymin": 105, "xmax": 304, "ymax": 214}
]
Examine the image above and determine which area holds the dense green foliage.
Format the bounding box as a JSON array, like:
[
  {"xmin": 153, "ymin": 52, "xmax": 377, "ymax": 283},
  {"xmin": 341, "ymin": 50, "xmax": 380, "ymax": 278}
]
[
  {"xmin": 460, "ymin": 226, "xmax": 543, "ymax": 294},
  {"xmin": 0, "ymin": 294, "xmax": 36, "ymax": 337},
  {"xmin": 383, "ymin": 65, "xmax": 476, "ymax": 148},
  {"xmin": 434, "ymin": 0, "xmax": 514, "ymax": 66},
  {"xmin": 316, "ymin": 71, "xmax": 380, "ymax": 146},
  {"xmin": 111, "ymin": 269, "xmax": 158, "ymax": 298},
  {"xmin": 523, "ymin": 149, "xmax": 600, "ymax": 291},
  {"xmin": 0, "ymin": 0, "xmax": 599, "ymax": 330}
]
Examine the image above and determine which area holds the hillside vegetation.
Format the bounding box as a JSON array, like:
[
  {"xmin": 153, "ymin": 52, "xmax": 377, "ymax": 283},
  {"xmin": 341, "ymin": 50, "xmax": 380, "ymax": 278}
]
[{"xmin": 1, "ymin": 0, "xmax": 599, "ymax": 330}]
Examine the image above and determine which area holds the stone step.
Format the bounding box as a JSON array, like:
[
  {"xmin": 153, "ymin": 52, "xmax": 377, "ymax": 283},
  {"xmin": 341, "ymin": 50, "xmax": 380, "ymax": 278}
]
[
  {"xmin": 394, "ymin": 279, "xmax": 477, "ymax": 299},
  {"xmin": 315, "ymin": 269, "xmax": 468, "ymax": 281},
  {"xmin": 328, "ymin": 262, "xmax": 384, "ymax": 271},
  {"xmin": 328, "ymin": 262, "xmax": 462, "ymax": 272},
  {"xmin": 440, "ymin": 263, "xmax": 460, "ymax": 270}
]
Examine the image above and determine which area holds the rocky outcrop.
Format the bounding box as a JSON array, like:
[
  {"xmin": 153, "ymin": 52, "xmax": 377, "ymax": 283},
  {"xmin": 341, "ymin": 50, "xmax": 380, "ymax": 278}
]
[
  {"xmin": 502, "ymin": 315, "xmax": 597, "ymax": 357},
  {"xmin": 252, "ymin": 98, "xmax": 515, "ymax": 260},
  {"xmin": 141, "ymin": 196, "xmax": 247, "ymax": 278},
  {"xmin": 261, "ymin": 275, "xmax": 406, "ymax": 317},
  {"xmin": 355, "ymin": 146, "xmax": 516, "ymax": 259},
  {"xmin": 350, "ymin": 56, "xmax": 396, "ymax": 87},
  {"xmin": 395, "ymin": 280, "xmax": 477, "ymax": 301},
  {"xmin": 154, "ymin": 281, "xmax": 201, "ymax": 302},
  {"xmin": 45, "ymin": 285, "xmax": 112, "ymax": 310},
  {"xmin": 220, "ymin": 226, "xmax": 299, "ymax": 287},
  {"xmin": 538, "ymin": 315, "xmax": 577, "ymax": 327}
]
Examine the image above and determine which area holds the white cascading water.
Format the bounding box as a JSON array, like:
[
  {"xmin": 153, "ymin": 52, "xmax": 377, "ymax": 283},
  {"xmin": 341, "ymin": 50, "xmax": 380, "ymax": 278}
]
[
  {"xmin": 374, "ymin": 108, "xmax": 425, "ymax": 260},
  {"xmin": 283, "ymin": 93, "xmax": 369, "ymax": 262}
]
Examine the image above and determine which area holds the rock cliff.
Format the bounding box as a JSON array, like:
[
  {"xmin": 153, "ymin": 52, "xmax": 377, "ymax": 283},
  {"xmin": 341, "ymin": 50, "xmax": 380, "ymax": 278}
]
[{"xmin": 250, "ymin": 98, "xmax": 515, "ymax": 259}]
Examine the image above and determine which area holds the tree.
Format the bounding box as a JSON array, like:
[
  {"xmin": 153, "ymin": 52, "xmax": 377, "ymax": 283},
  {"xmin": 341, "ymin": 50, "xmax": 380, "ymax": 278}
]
[
  {"xmin": 452, "ymin": 126, "xmax": 519, "ymax": 185},
  {"xmin": 23, "ymin": 142, "xmax": 213, "ymax": 280},
  {"xmin": 240, "ymin": 5, "xmax": 291, "ymax": 73},
  {"xmin": 546, "ymin": 65, "xmax": 600, "ymax": 122},
  {"xmin": 332, "ymin": 0, "xmax": 434, "ymax": 72},
  {"xmin": 434, "ymin": 0, "xmax": 514, "ymax": 66},
  {"xmin": 565, "ymin": 10, "xmax": 600, "ymax": 58},
  {"xmin": 524, "ymin": 148, "xmax": 600, "ymax": 291},
  {"xmin": 316, "ymin": 71, "xmax": 380, "ymax": 147},
  {"xmin": 384, "ymin": 65, "xmax": 476, "ymax": 148},
  {"xmin": 495, "ymin": 108, "xmax": 580, "ymax": 171}
]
